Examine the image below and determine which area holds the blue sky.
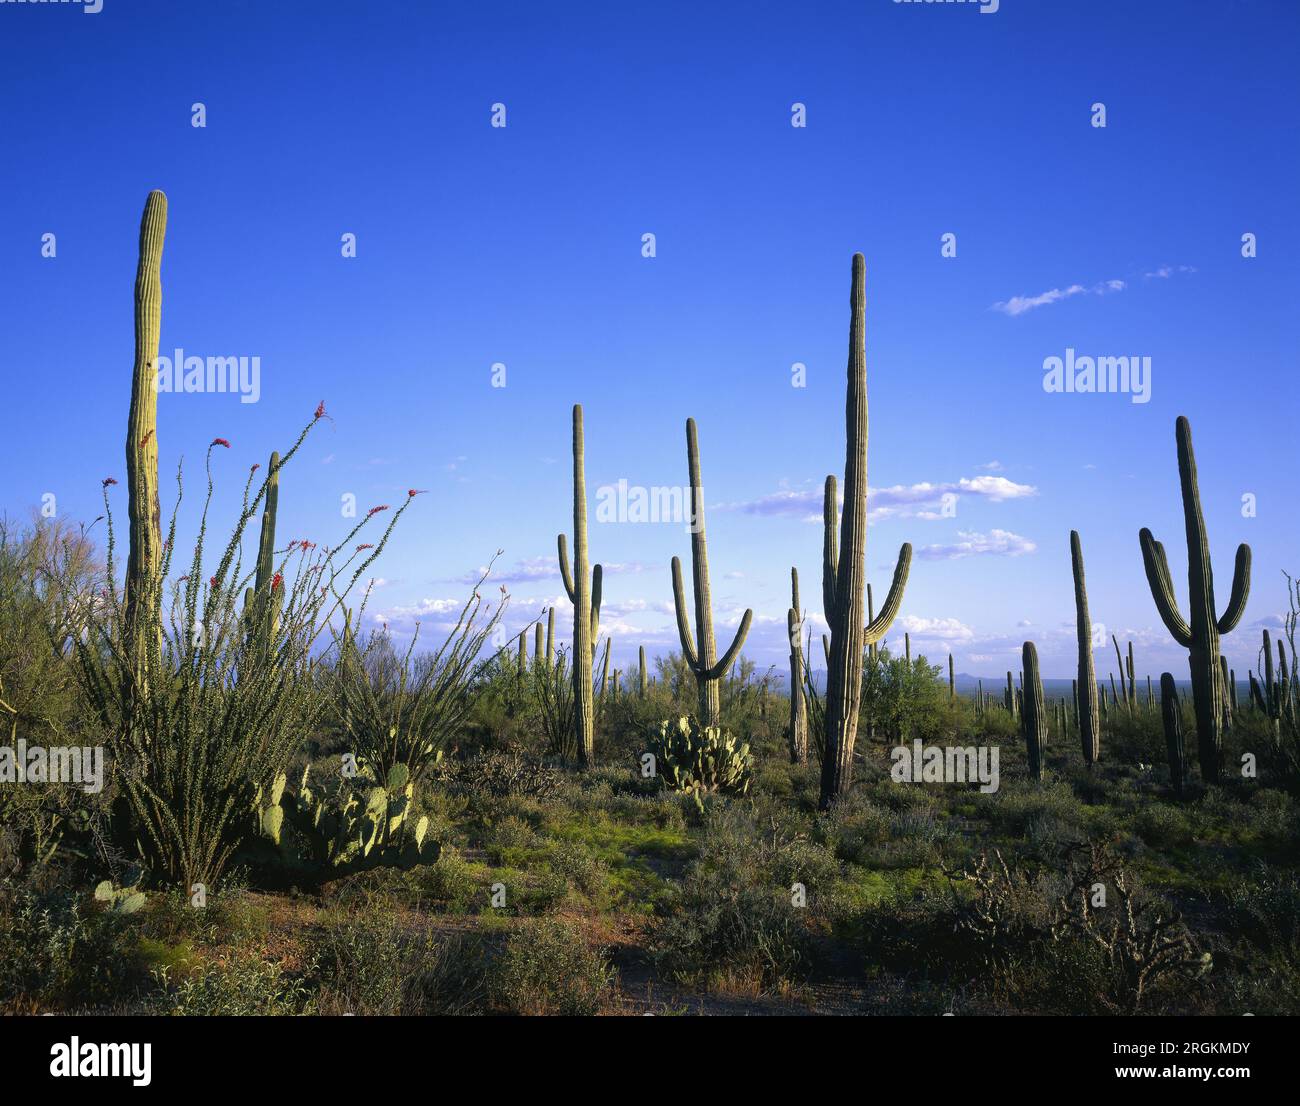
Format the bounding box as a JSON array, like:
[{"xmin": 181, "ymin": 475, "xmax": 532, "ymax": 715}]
[{"xmin": 1, "ymin": 0, "xmax": 1296, "ymax": 680}]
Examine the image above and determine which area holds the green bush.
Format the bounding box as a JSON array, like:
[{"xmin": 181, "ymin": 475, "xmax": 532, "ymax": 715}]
[{"xmin": 490, "ymin": 919, "xmax": 612, "ymax": 1015}]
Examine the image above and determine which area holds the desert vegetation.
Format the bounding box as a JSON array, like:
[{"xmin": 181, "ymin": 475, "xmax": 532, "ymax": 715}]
[{"xmin": 1, "ymin": 193, "xmax": 1296, "ymax": 1016}]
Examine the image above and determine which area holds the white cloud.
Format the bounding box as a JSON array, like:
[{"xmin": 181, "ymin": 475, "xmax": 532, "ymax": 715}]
[
  {"xmin": 899, "ymin": 615, "xmax": 975, "ymax": 642},
  {"xmin": 992, "ymin": 278, "xmax": 1126, "ymax": 317},
  {"xmin": 727, "ymin": 475, "xmax": 1036, "ymax": 523},
  {"xmin": 916, "ymin": 529, "xmax": 1037, "ymax": 561}
]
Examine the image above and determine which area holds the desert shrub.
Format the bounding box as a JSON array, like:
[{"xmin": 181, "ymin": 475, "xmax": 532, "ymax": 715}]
[
  {"xmin": 308, "ymin": 905, "xmax": 488, "ymax": 1015},
  {"xmin": 652, "ymin": 807, "xmax": 810, "ymax": 989},
  {"xmin": 820, "ymin": 792, "xmax": 891, "ymax": 864},
  {"xmin": 548, "ymin": 839, "xmax": 609, "ymax": 897},
  {"xmin": 436, "ymin": 750, "xmax": 564, "ymax": 801},
  {"xmin": 1132, "ymin": 803, "xmax": 1195, "ymax": 849},
  {"xmin": 0, "ymin": 883, "xmax": 146, "ymax": 1010},
  {"xmin": 489, "ymin": 918, "xmax": 612, "ymax": 1015},
  {"xmin": 154, "ymin": 957, "xmax": 312, "ymax": 1016}
]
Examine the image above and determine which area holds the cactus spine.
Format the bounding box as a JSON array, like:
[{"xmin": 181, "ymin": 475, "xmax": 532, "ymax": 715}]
[
  {"xmin": 787, "ymin": 567, "xmax": 808, "ymax": 764},
  {"xmin": 670, "ymin": 418, "xmax": 753, "ymax": 727},
  {"xmin": 1139, "ymin": 416, "xmax": 1251, "ymax": 783},
  {"xmin": 1021, "ymin": 642, "xmax": 1045, "ymax": 781},
  {"xmin": 1160, "ymin": 673, "xmax": 1186, "ymax": 797},
  {"xmin": 818, "ymin": 254, "xmax": 912, "ymax": 809},
  {"xmin": 125, "ymin": 190, "xmax": 167, "ymax": 666},
  {"xmin": 558, "ymin": 404, "xmax": 603, "ymax": 766}
]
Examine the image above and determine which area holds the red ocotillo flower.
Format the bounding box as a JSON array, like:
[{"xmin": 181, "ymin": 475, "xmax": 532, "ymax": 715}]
[
  {"xmin": 356, "ymin": 543, "xmax": 374, "ymax": 552},
  {"xmin": 314, "ymin": 401, "xmax": 327, "ymax": 420},
  {"xmin": 102, "ymin": 477, "xmax": 118, "ymax": 487},
  {"xmin": 367, "ymin": 505, "xmax": 389, "ymax": 518},
  {"xmin": 407, "ymin": 488, "xmax": 427, "ymax": 498},
  {"xmin": 211, "ymin": 437, "xmax": 230, "ymax": 449},
  {"xmin": 209, "ymin": 576, "xmax": 218, "ymax": 588},
  {"xmin": 251, "ymin": 463, "xmax": 261, "ymax": 473},
  {"xmin": 272, "ymin": 572, "xmax": 283, "ymax": 591},
  {"xmin": 139, "ymin": 429, "xmax": 154, "ymax": 449}
]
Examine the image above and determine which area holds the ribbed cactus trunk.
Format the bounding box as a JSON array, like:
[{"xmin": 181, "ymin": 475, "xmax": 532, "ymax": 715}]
[
  {"xmin": 245, "ymin": 450, "xmax": 281, "ymax": 646},
  {"xmin": 1140, "ymin": 416, "xmax": 1251, "ymax": 783},
  {"xmin": 125, "ymin": 190, "xmax": 167, "ymax": 670},
  {"xmin": 1160, "ymin": 672, "xmax": 1185, "ymax": 797},
  {"xmin": 1070, "ymin": 531, "xmax": 1101, "ymax": 767},
  {"xmin": 545, "ymin": 607, "xmax": 555, "ymax": 669},
  {"xmin": 558, "ymin": 404, "xmax": 602, "ymax": 767},
  {"xmin": 638, "ymin": 645, "xmax": 648, "ymax": 698},
  {"xmin": 818, "ymin": 254, "xmax": 911, "ymax": 810},
  {"xmin": 518, "ymin": 629, "xmax": 528, "ymax": 669},
  {"xmin": 534, "ymin": 621, "xmax": 544, "ymax": 671},
  {"xmin": 671, "ymin": 418, "xmax": 752, "ymax": 727},
  {"xmin": 948, "ymin": 653, "xmax": 955, "ymax": 700},
  {"xmin": 1022, "ymin": 642, "xmax": 1046, "ymax": 781},
  {"xmin": 787, "ymin": 567, "xmax": 808, "ymax": 764}
]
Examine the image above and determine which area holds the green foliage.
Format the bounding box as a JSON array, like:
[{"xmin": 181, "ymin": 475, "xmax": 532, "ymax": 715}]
[{"xmin": 329, "ymin": 566, "xmax": 507, "ymax": 787}]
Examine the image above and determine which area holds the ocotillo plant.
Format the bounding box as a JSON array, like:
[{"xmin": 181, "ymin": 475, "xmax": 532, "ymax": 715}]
[
  {"xmin": 125, "ymin": 190, "xmax": 167, "ymax": 668},
  {"xmin": 1022, "ymin": 641, "xmax": 1046, "ymax": 781},
  {"xmin": 1139, "ymin": 416, "xmax": 1251, "ymax": 782},
  {"xmin": 1071, "ymin": 532, "xmax": 1102, "ymax": 764},
  {"xmin": 670, "ymin": 418, "xmax": 752, "ymax": 727},
  {"xmin": 819, "ymin": 254, "xmax": 912, "ymax": 809},
  {"xmin": 557, "ymin": 404, "xmax": 603, "ymax": 766},
  {"xmin": 787, "ymin": 567, "xmax": 808, "ymax": 764},
  {"xmin": 1112, "ymin": 635, "xmax": 1131, "ymax": 716},
  {"xmin": 1160, "ymin": 672, "xmax": 1186, "ymax": 797},
  {"xmin": 1249, "ymin": 628, "xmax": 1291, "ymax": 735}
]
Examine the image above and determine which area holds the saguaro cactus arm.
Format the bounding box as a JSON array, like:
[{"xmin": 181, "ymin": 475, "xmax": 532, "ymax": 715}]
[
  {"xmin": 1139, "ymin": 529, "xmax": 1194, "ymax": 648},
  {"xmin": 1217, "ymin": 544, "xmax": 1252, "ymax": 632},
  {"xmin": 864, "ymin": 544, "xmax": 912, "ymax": 645},
  {"xmin": 705, "ymin": 610, "xmax": 753, "ymax": 680},
  {"xmin": 822, "ymin": 475, "xmax": 838, "ymax": 619},
  {"xmin": 558, "ymin": 533, "xmax": 576, "ymax": 602},
  {"xmin": 670, "ymin": 555, "xmax": 701, "ymax": 670}
]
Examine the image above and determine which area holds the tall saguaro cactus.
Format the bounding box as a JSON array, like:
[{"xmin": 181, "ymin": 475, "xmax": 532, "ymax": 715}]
[
  {"xmin": 1070, "ymin": 531, "xmax": 1101, "ymax": 767},
  {"xmin": 1139, "ymin": 416, "xmax": 1251, "ymax": 782},
  {"xmin": 1160, "ymin": 673, "xmax": 1186, "ymax": 797},
  {"xmin": 787, "ymin": 567, "xmax": 808, "ymax": 764},
  {"xmin": 558, "ymin": 404, "xmax": 603, "ymax": 766},
  {"xmin": 638, "ymin": 645, "xmax": 648, "ymax": 698},
  {"xmin": 819, "ymin": 254, "xmax": 912, "ymax": 809},
  {"xmin": 125, "ymin": 190, "xmax": 167, "ymax": 663},
  {"xmin": 1022, "ymin": 642, "xmax": 1046, "ymax": 781},
  {"xmin": 670, "ymin": 418, "xmax": 752, "ymax": 727},
  {"xmin": 245, "ymin": 450, "xmax": 281, "ymax": 646}
]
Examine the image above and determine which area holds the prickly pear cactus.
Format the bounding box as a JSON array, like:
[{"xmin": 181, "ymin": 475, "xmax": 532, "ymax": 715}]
[{"xmin": 649, "ymin": 715, "xmax": 752, "ymax": 807}]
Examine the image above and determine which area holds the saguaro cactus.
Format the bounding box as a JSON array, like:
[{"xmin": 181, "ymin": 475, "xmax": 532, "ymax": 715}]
[
  {"xmin": 670, "ymin": 418, "xmax": 752, "ymax": 727},
  {"xmin": 1139, "ymin": 416, "xmax": 1251, "ymax": 782},
  {"xmin": 819, "ymin": 254, "xmax": 912, "ymax": 809},
  {"xmin": 245, "ymin": 450, "xmax": 281, "ymax": 645},
  {"xmin": 638, "ymin": 645, "xmax": 648, "ymax": 698},
  {"xmin": 545, "ymin": 606, "xmax": 555, "ymax": 669},
  {"xmin": 1070, "ymin": 531, "xmax": 1100, "ymax": 767},
  {"xmin": 787, "ymin": 567, "xmax": 808, "ymax": 764},
  {"xmin": 948, "ymin": 653, "xmax": 955, "ymax": 700},
  {"xmin": 125, "ymin": 190, "xmax": 167, "ymax": 662},
  {"xmin": 1160, "ymin": 673, "xmax": 1185, "ymax": 797},
  {"xmin": 1022, "ymin": 642, "xmax": 1046, "ymax": 781},
  {"xmin": 558, "ymin": 404, "xmax": 603, "ymax": 766}
]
